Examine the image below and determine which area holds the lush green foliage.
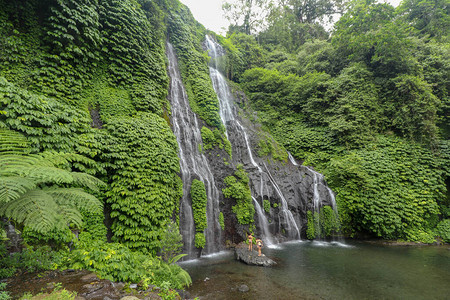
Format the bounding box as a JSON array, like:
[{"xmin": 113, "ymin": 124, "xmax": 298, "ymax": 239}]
[
  {"xmin": 168, "ymin": 5, "xmax": 223, "ymax": 129},
  {"xmin": 223, "ymin": 0, "xmax": 449, "ymax": 242},
  {"xmin": 320, "ymin": 136, "xmax": 444, "ymax": 241},
  {"xmin": 98, "ymin": 113, "xmax": 182, "ymax": 254},
  {"xmin": 306, "ymin": 211, "xmax": 315, "ymax": 240},
  {"xmin": 0, "ymin": 77, "xmax": 92, "ymax": 154},
  {"xmin": 159, "ymin": 221, "xmax": 183, "ymax": 262},
  {"xmin": 306, "ymin": 206, "xmax": 340, "ymax": 239},
  {"xmin": 256, "ymin": 132, "xmax": 287, "ymax": 162},
  {"xmin": 200, "ymin": 126, "xmax": 232, "ymax": 157},
  {"xmin": 0, "ymin": 129, "xmax": 104, "ymax": 234},
  {"xmin": 191, "ymin": 179, "xmax": 207, "ymax": 232},
  {"xmin": 0, "ymin": 244, "xmax": 61, "ymax": 278},
  {"xmin": 435, "ymin": 219, "xmax": 450, "ymax": 243},
  {"xmin": 263, "ymin": 199, "xmax": 270, "ymax": 213},
  {"xmin": 0, "ymin": 282, "xmax": 9, "ymax": 300},
  {"xmin": 219, "ymin": 212, "xmax": 225, "ymax": 230},
  {"xmin": 190, "ymin": 179, "xmax": 207, "ymax": 248},
  {"xmin": 194, "ymin": 232, "xmax": 206, "ymax": 249},
  {"xmin": 223, "ymin": 165, "xmax": 255, "ymax": 225},
  {"xmin": 60, "ymin": 237, "xmax": 191, "ymax": 289}
]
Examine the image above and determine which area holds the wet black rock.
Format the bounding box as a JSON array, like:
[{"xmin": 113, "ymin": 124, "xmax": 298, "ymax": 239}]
[{"xmin": 234, "ymin": 243, "xmax": 276, "ymax": 267}]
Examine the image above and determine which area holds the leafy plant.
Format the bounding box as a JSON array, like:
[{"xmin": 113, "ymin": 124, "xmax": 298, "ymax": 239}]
[
  {"xmin": 190, "ymin": 179, "xmax": 208, "ymax": 243},
  {"xmin": 194, "ymin": 232, "xmax": 206, "ymax": 249},
  {"xmin": 223, "ymin": 165, "xmax": 255, "ymax": 225},
  {"xmin": 63, "ymin": 239, "xmax": 191, "ymax": 289},
  {"xmin": 0, "ymin": 129, "xmax": 104, "ymax": 234},
  {"xmin": 160, "ymin": 221, "xmax": 183, "ymax": 262},
  {"xmin": 219, "ymin": 212, "xmax": 225, "ymax": 230}
]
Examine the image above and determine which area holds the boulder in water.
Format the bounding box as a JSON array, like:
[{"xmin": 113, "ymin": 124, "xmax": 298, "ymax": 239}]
[{"xmin": 234, "ymin": 243, "xmax": 276, "ymax": 267}]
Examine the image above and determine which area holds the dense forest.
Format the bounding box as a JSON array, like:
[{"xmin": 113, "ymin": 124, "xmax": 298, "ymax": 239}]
[{"xmin": 0, "ymin": 0, "xmax": 448, "ymax": 297}]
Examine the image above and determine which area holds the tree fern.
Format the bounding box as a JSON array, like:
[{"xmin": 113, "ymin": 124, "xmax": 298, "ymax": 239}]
[
  {"xmin": 0, "ymin": 128, "xmax": 30, "ymax": 154},
  {"xmin": 0, "ymin": 190, "xmax": 60, "ymax": 233},
  {"xmin": 0, "ymin": 177, "xmax": 36, "ymax": 203},
  {"xmin": 0, "ymin": 128, "xmax": 104, "ymax": 233},
  {"xmin": 45, "ymin": 188, "xmax": 102, "ymax": 213}
]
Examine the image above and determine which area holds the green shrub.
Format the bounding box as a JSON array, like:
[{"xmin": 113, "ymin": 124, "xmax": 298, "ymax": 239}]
[
  {"xmin": 22, "ymin": 227, "xmax": 74, "ymax": 249},
  {"xmin": 223, "ymin": 165, "xmax": 255, "ymax": 225},
  {"xmin": 194, "ymin": 232, "xmax": 206, "ymax": 249},
  {"xmin": 306, "ymin": 211, "xmax": 315, "ymax": 240},
  {"xmin": 62, "ymin": 239, "xmax": 191, "ymax": 289},
  {"xmin": 160, "ymin": 221, "xmax": 183, "ymax": 263},
  {"xmin": 219, "ymin": 212, "xmax": 225, "ymax": 230},
  {"xmin": 320, "ymin": 206, "xmax": 340, "ymax": 237},
  {"xmin": 0, "ymin": 282, "xmax": 10, "ymax": 300},
  {"xmin": 263, "ymin": 200, "xmax": 271, "ymax": 213},
  {"xmin": 436, "ymin": 219, "xmax": 450, "ymax": 243},
  {"xmin": 201, "ymin": 127, "xmax": 232, "ymax": 157},
  {"xmin": 190, "ymin": 179, "xmax": 208, "ymax": 233}
]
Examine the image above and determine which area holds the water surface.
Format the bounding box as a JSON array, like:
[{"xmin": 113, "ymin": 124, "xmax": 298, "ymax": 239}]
[{"xmin": 181, "ymin": 241, "xmax": 450, "ymax": 299}]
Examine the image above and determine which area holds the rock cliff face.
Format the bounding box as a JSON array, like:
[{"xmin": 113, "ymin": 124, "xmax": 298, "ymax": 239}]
[
  {"xmin": 206, "ymin": 94, "xmax": 336, "ymax": 244},
  {"xmin": 169, "ymin": 36, "xmax": 337, "ymax": 257},
  {"xmin": 201, "ymin": 36, "xmax": 337, "ymax": 246}
]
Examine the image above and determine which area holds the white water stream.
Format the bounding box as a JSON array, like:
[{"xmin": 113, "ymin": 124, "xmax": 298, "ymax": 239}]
[
  {"xmin": 206, "ymin": 35, "xmax": 301, "ymax": 242},
  {"xmin": 167, "ymin": 43, "xmax": 222, "ymax": 257}
]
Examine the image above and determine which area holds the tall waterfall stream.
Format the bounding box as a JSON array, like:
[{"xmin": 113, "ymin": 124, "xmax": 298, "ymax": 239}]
[
  {"xmin": 167, "ymin": 43, "xmax": 221, "ymax": 258},
  {"xmin": 167, "ymin": 37, "xmax": 339, "ymax": 258}
]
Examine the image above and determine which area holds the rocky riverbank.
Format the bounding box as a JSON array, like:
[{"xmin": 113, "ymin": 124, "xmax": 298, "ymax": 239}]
[{"xmin": 5, "ymin": 269, "xmax": 190, "ymax": 300}]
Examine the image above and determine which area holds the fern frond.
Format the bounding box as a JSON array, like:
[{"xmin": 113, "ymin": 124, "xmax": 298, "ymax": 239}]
[
  {"xmin": 71, "ymin": 172, "xmax": 106, "ymax": 191},
  {"xmin": 21, "ymin": 166, "xmax": 74, "ymax": 185},
  {"xmin": 0, "ymin": 176, "xmax": 36, "ymax": 203},
  {"xmin": 58, "ymin": 205, "xmax": 83, "ymax": 228},
  {"xmin": 45, "ymin": 188, "xmax": 103, "ymax": 214},
  {"xmin": 0, "ymin": 128, "xmax": 30, "ymax": 155},
  {"xmin": 0, "ymin": 155, "xmax": 44, "ymax": 171},
  {"xmin": 0, "ymin": 189, "xmax": 60, "ymax": 233}
]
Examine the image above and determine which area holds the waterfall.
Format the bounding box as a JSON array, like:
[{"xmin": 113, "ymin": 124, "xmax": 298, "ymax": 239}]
[
  {"xmin": 304, "ymin": 166, "xmax": 338, "ymax": 212},
  {"xmin": 166, "ymin": 42, "xmax": 222, "ymax": 258},
  {"xmin": 288, "ymin": 152, "xmax": 299, "ymax": 166},
  {"xmin": 205, "ymin": 35, "xmax": 301, "ymax": 241},
  {"xmin": 252, "ymin": 197, "xmax": 274, "ymax": 246}
]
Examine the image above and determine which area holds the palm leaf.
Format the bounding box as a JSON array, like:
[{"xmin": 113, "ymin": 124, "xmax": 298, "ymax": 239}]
[{"xmin": 0, "ymin": 176, "xmax": 36, "ymax": 203}]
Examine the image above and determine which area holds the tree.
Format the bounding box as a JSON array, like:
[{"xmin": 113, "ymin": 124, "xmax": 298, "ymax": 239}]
[
  {"xmin": 222, "ymin": 0, "xmax": 268, "ymax": 35},
  {"xmin": 0, "ymin": 128, "xmax": 104, "ymax": 234},
  {"xmin": 259, "ymin": 0, "xmax": 346, "ymax": 51},
  {"xmin": 398, "ymin": 0, "xmax": 450, "ymax": 41}
]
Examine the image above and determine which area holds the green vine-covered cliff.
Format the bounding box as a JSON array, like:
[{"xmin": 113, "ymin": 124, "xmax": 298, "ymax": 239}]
[{"xmin": 0, "ymin": 0, "xmax": 449, "ymax": 293}]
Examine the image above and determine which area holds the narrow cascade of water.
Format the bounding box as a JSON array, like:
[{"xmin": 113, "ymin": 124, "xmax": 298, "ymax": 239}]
[
  {"xmin": 166, "ymin": 42, "xmax": 222, "ymax": 258},
  {"xmin": 288, "ymin": 152, "xmax": 299, "ymax": 166},
  {"xmin": 252, "ymin": 197, "xmax": 274, "ymax": 246},
  {"xmin": 205, "ymin": 35, "xmax": 300, "ymax": 241},
  {"xmin": 304, "ymin": 166, "xmax": 338, "ymax": 212},
  {"xmin": 263, "ymin": 163, "xmax": 301, "ymax": 239}
]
